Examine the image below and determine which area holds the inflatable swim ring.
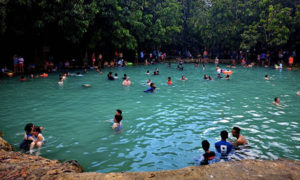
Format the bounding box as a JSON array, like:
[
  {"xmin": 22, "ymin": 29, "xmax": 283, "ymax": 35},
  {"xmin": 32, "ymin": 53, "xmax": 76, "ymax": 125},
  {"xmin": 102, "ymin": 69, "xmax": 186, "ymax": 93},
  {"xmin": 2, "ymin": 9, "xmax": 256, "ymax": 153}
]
[
  {"xmin": 7, "ymin": 72, "xmax": 13, "ymax": 77},
  {"xmin": 40, "ymin": 73, "xmax": 48, "ymax": 77},
  {"xmin": 223, "ymin": 70, "xmax": 233, "ymax": 75},
  {"xmin": 127, "ymin": 62, "xmax": 133, "ymax": 66}
]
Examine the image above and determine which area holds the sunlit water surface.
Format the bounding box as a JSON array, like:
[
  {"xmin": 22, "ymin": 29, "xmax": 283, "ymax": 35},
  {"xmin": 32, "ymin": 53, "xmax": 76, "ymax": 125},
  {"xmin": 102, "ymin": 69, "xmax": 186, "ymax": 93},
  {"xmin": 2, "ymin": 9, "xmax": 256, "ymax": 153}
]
[{"xmin": 0, "ymin": 64, "xmax": 299, "ymax": 172}]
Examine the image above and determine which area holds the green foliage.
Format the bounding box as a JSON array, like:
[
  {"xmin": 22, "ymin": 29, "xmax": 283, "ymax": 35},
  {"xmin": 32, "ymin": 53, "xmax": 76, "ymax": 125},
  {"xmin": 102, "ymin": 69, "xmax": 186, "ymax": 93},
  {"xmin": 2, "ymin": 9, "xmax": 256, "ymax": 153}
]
[{"xmin": 0, "ymin": 0, "xmax": 297, "ymax": 56}]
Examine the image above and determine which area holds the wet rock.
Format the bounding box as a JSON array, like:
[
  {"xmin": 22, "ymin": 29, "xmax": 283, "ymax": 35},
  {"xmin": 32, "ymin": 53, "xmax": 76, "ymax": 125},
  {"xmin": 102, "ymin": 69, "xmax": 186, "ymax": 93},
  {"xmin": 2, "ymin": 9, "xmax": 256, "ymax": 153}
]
[
  {"xmin": 0, "ymin": 137, "xmax": 13, "ymax": 151},
  {"xmin": 0, "ymin": 137, "xmax": 299, "ymax": 180},
  {"xmin": 0, "ymin": 149, "xmax": 83, "ymax": 179}
]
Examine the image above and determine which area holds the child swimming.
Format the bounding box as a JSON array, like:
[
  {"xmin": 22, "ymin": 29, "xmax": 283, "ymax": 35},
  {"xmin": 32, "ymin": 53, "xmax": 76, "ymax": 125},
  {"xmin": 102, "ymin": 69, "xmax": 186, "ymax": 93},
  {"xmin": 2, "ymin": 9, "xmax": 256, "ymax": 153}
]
[
  {"xmin": 180, "ymin": 75, "xmax": 188, "ymax": 81},
  {"xmin": 114, "ymin": 73, "xmax": 118, "ymax": 79},
  {"xmin": 31, "ymin": 126, "xmax": 45, "ymax": 155},
  {"xmin": 147, "ymin": 79, "xmax": 151, "ymax": 86},
  {"xmin": 167, "ymin": 77, "xmax": 172, "ymax": 85},
  {"xmin": 58, "ymin": 77, "xmax": 63, "ymax": 86},
  {"xmin": 265, "ymin": 75, "xmax": 270, "ymax": 80},
  {"xmin": 144, "ymin": 83, "xmax": 156, "ymax": 93},
  {"xmin": 112, "ymin": 109, "xmax": 123, "ymax": 131},
  {"xmin": 204, "ymin": 74, "xmax": 208, "ymax": 80}
]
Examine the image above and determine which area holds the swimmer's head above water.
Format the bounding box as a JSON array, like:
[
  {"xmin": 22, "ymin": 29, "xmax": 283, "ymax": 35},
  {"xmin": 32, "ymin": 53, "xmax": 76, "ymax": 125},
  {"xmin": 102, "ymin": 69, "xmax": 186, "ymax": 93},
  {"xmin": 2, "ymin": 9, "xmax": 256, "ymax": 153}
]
[
  {"xmin": 220, "ymin": 130, "xmax": 229, "ymax": 141},
  {"xmin": 274, "ymin": 97, "xmax": 280, "ymax": 105}
]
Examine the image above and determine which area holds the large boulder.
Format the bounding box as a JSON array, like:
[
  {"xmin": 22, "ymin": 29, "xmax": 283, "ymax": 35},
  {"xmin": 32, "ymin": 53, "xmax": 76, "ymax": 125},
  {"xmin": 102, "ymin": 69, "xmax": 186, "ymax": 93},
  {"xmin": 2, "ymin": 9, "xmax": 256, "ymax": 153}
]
[{"xmin": 0, "ymin": 149, "xmax": 83, "ymax": 179}]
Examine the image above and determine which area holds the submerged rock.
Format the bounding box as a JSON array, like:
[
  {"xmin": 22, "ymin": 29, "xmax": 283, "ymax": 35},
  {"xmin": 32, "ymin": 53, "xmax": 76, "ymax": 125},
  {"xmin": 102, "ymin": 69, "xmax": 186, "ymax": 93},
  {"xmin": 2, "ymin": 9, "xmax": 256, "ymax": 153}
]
[{"xmin": 0, "ymin": 137, "xmax": 299, "ymax": 179}]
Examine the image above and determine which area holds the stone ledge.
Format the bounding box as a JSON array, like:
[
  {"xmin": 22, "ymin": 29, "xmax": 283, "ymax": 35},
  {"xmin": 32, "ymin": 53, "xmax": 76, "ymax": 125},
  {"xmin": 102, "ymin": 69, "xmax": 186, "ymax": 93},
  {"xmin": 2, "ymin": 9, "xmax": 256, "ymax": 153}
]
[{"xmin": 1, "ymin": 137, "xmax": 300, "ymax": 180}]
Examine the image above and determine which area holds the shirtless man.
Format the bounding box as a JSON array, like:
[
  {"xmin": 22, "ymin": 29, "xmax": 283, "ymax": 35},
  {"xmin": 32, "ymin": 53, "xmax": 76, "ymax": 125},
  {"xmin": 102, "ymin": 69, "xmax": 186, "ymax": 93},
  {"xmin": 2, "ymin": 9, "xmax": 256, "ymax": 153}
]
[
  {"xmin": 273, "ymin": 97, "xmax": 280, "ymax": 106},
  {"xmin": 231, "ymin": 127, "xmax": 247, "ymax": 146}
]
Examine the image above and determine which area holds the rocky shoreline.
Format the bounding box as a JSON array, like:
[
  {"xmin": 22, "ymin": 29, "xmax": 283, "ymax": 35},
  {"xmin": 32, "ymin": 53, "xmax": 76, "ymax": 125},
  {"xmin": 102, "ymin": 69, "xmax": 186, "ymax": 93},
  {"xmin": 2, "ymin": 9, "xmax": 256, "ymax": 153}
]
[{"xmin": 1, "ymin": 137, "xmax": 300, "ymax": 180}]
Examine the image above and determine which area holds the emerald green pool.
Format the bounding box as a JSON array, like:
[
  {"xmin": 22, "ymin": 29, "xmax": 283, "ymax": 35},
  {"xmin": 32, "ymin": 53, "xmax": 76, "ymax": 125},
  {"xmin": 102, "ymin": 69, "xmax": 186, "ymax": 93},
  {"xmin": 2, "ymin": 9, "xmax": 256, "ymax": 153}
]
[{"xmin": 0, "ymin": 64, "xmax": 299, "ymax": 172}]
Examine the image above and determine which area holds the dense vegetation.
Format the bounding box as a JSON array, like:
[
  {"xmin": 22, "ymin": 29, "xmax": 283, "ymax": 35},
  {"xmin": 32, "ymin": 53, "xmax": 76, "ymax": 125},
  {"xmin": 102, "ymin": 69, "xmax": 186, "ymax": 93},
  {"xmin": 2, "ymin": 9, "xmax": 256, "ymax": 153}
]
[{"xmin": 0, "ymin": 0, "xmax": 298, "ymax": 66}]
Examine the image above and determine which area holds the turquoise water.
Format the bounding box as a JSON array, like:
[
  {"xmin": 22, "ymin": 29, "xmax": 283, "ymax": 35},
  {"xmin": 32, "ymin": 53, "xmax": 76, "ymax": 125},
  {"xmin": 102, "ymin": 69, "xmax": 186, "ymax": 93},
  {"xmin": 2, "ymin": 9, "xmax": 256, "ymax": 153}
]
[{"xmin": 0, "ymin": 64, "xmax": 300, "ymax": 172}]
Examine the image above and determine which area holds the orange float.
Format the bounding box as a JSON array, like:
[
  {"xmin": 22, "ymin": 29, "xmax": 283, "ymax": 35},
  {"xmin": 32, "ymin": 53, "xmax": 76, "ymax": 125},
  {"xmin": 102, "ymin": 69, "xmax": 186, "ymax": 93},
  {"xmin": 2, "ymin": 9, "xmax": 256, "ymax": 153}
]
[
  {"xmin": 222, "ymin": 70, "xmax": 233, "ymax": 75},
  {"xmin": 7, "ymin": 72, "xmax": 14, "ymax": 77},
  {"xmin": 40, "ymin": 73, "xmax": 48, "ymax": 77}
]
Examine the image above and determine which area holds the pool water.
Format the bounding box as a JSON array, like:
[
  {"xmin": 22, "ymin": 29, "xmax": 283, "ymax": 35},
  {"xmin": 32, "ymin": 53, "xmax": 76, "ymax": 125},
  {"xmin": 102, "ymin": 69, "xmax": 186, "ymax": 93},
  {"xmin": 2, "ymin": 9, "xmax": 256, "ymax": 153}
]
[{"xmin": 0, "ymin": 64, "xmax": 300, "ymax": 172}]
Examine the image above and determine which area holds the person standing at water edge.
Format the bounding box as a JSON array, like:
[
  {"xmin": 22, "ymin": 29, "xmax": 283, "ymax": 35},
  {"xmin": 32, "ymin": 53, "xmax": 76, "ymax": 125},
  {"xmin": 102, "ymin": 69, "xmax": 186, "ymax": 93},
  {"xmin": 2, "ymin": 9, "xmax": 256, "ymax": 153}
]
[
  {"xmin": 230, "ymin": 127, "xmax": 247, "ymax": 146},
  {"xmin": 215, "ymin": 130, "xmax": 233, "ymax": 160},
  {"xmin": 18, "ymin": 56, "xmax": 24, "ymax": 73},
  {"xmin": 13, "ymin": 55, "xmax": 18, "ymax": 73},
  {"xmin": 200, "ymin": 140, "xmax": 216, "ymax": 165}
]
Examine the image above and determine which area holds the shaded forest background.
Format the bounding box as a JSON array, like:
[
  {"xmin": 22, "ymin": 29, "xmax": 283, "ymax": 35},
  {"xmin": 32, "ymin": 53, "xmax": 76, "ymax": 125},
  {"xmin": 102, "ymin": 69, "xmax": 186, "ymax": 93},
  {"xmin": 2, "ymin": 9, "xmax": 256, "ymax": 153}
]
[{"xmin": 0, "ymin": 0, "xmax": 299, "ymax": 67}]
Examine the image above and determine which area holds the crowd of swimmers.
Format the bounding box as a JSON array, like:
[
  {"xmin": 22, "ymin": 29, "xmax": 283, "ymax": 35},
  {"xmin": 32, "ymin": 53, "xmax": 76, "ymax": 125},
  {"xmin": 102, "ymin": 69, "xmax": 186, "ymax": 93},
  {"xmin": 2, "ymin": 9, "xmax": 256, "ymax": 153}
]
[{"xmin": 14, "ymin": 54, "xmax": 299, "ymax": 162}]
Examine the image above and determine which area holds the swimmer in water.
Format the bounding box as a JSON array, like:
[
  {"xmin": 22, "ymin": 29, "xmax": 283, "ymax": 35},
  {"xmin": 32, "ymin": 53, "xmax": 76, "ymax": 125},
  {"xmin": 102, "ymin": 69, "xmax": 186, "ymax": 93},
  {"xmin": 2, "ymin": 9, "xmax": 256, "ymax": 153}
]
[
  {"xmin": 215, "ymin": 130, "xmax": 233, "ymax": 159},
  {"xmin": 167, "ymin": 77, "xmax": 172, "ymax": 85},
  {"xmin": 204, "ymin": 74, "xmax": 208, "ymax": 80},
  {"xmin": 230, "ymin": 127, "xmax": 247, "ymax": 147},
  {"xmin": 112, "ymin": 109, "xmax": 123, "ymax": 130},
  {"xmin": 154, "ymin": 68, "xmax": 159, "ymax": 75},
  {"xmin": 147, "ymin": 79, "xmax": 151, "ymax": 86},
  {"xmin": 208, "ymin": 76, "xmax": 212, "ymax": 80},
  {"xmin": 168, "ymin": 62, "xmax": 171, "ymax": 67},
  {"xmin": 114, "ymin": 73, "xmax": 118, "ymax": 79},
  {"xmin": 202, "ymin": 64, "xmax": 205, "ymax": 70},
  {"xmin": 200, "ymin": 140, "xmax": 216, "ymax": 165},
  {"xmin": 76, "ymin": 72, "xmax": 83, "ymax": 76},
  {"xmin": 144, "ymin": 83, "xmax": 156, "ymax": 93},
  {"xmin": 30, "ymin": 74, "xmax": 34, "ymax": 79},
  {"xmin": 180, "ymin": 75, "xmax": 188, "ymax": 81},
  {"xmin": 225, "ymin": 74, "xmax": 230, "ymax": 80},
  {"xmin": 122, "ymin": 77, "xmax": 131, "ymax": 86},
  {"xmin": 97, "ymin": 69, "xmax": 102, "ymax": 74},
  {"xmin": 273, "ymin": 97, "xmax": 280, "ymax": 106},
  {"xmin": 58, "ymin": 77, "xmax": 63, "ymax": 86},
  {"xmin": 297, "ymin": 91, "xmax": 300, "ymax": 96},
  {"xmin": 265, "ymin": 74, "xmax": 270, "ymax": 80},
  {"xmin": 146, "ymin": 70, "xmax": 150, "ymax": 75},
  {"xmin": 107, "ymin": 72, "xmax": 115, "ymax": 80},
  {"xmin": 30, "ymin": 126, "xmax": 45, "ymax": 156},
  {"xmin": 62, "ymin": 73, "xmax": 67, "ymax": 80},
  {"xmin": 122, "ymin": 74, "xmax": 127, "ymax": 80},
  {"xmin": 177, "ymin": 63, "xmax": 184, "ymax": 71},
  {"xmin": 216, "ymin": 74, "xmax": 223, "ymax": 79}
]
